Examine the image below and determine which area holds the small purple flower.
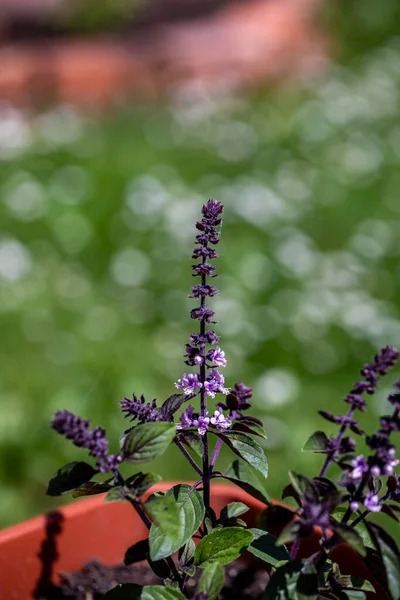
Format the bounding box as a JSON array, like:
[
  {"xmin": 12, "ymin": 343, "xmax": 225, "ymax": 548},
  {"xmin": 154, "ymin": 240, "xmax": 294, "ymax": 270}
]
[
  {"xmin": 349, "ymin": 455, "xmax": 369, "ymax": 480},
  {"xmin": 364, "ymin": 491, "xmax": 381, "ymax": 513},
  {"xmin": 175, "ymin": 373, "xmax": 202, "ymax": 395},
  {"xmin": 190, "ymin": 284, "xmax": 218, "ymax": 298},
  {"xmin": 192, "ymin": 263, "xmax": 216, "ymax": 277},
  {"xmin": 177, "ymin": 405, "xmax": 194, "ymax": 430},
  {"xmin": 210, "ymin": 407, "xmax": 232, "ymax": 431},
  {"xmin": 350, "ymin": 501, "xmax": 360, "ymax": 512},
  {"xmin": 207, "ymin": 346, "xmax": 227, "ymax": 367},
  {"xmin": 190, "ymin": 307, "xmax": 216, "ymax": 323},
  {"xmin": 204, "ymin": 369, "xmax": 229, "ymax": 398},
  {"xmin": 193, "ymin": 413, "xmax": 210, "ymax": 436}
]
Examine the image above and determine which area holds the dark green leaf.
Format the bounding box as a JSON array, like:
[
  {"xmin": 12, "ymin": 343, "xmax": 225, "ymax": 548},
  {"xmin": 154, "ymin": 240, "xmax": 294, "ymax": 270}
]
[
  {"xmin": 224, "ymin": 459, "xmax": 271, "ymax": 504},
  {"xmin": 333, "ymin": 523, "xmax": 367, "ymax": 558},
  {"xmin": 342, "ymin": 591, "xmax": 366, "ymax": 600},
  {"xmin": 382, "ymin": 504, "xmax": 400, "ymax": 523},
  {"xmin": 102, "ymin": 585, "xmax": 185, "ymax": 599},
  {"xmin": 217, "ymin": 431, "xmax": 268, "ymax": 477},
  {"xmin": 178, "ymin": 539, "xmax": 196, "ymax": 567},
  {"xmin": 177, "ymin": 431, "xmax": 203, "ymax": 458},
  {"xmin": 302, "ymin": 431, "xmax": 329, "ymax": 453},
  {"xmin": 71, "ymin": 481, "xmax": 111, "ymax": 498},
  {"xmin": 125, "ymin": 472, "xmax": 162, "ymax": 498},
  {"xmin": 220, "ymin": 502, "xmax": 250, "ymax": 521},
  {"xmin": 367, "ymin": 522, "xmax": 400, "ymax": 600},
  {"xmin": 147, "ymin": 555, "xmax": 171, "ymax": 579},
  {"xmin": 160, "ymin": 394, "xmax": 185, "ymax": 420},
  {"xmin": 248, "ymin": 528, "xmax": 290, "ymax": 566},
  {"xmin": 194, "ymin": 527, "xmax": 254, "ymax": 567},
  {"xmin": 231, "ymin": 419, "xmax": 267, "ymax": 439},
  {"xmin": 331, "ymin": 508, "xmax": 374, "ymax": 549},
  {"xmin": 149, "ymin": 484, "xmax": 205, "ymax": 561},
  {"xmin": 263, "ymin": 561, "xmax": 318, "ymax": 600},
  {"xmin": 123, "ymin": 422, "xmax": 176, "ymax": 464},
  {"xmin": 288, "ymin": 472, "xmax": 318, "ymax": 502},
  {"xmin": 47, "ymin": 461, "xmax": 97, "ymax": 496},
  {"xmin": 197, "ymin": 562, "xmax": 225, "ymax": 600},
  {"xmin": 105, "ymin": 486, "xmax": 127, "ymax": 502},
  {"xmin": 124, "ymin": 539, "xmax": 149, "ymax": 565},
  {"xmin": 144, "ymin": 494, "xmax": 180, "ymax": 540}
]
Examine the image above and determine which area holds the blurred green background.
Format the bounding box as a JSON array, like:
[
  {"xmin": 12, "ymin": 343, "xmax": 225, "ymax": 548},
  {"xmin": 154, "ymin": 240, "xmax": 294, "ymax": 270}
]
[{"xmin": 1, "ymin": 0, "xmax": 400, "ymax": 528}]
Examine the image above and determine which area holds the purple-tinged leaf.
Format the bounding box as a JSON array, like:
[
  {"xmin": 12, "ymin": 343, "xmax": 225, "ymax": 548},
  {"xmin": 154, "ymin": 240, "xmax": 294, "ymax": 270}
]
[{"xmin": 47, "ymin": 461, "xmax": 97, "ymax": 496}]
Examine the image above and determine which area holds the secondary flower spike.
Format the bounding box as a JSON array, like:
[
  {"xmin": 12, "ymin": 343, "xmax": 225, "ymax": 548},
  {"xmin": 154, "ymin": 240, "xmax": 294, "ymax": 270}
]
[{"xmin": 51, "ymin": 410, "xmax": 121, "ymax": 473}]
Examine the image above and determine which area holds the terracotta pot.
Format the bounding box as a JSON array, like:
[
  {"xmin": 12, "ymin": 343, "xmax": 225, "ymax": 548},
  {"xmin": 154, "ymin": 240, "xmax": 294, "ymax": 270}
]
[{"xmin": 0, "ymin": 483, "xmax": 380, "ymax": 599}]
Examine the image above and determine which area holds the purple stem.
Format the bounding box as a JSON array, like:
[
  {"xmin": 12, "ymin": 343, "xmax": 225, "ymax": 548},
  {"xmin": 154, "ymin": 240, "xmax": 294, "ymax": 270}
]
[
  {"xmin": 319, "ymin": 406, "xmax": 355, "ymax": 477},
  {"xmin": 210, "ymin": 438, "xmax": 223, "ymax": 471},
  {"xmin": 175, "ymin": 439, "xmax": 203, "ymax": 477},
  {"xmin": 199, "ymin": 255, "xmax": 210, "ymax": 510}
]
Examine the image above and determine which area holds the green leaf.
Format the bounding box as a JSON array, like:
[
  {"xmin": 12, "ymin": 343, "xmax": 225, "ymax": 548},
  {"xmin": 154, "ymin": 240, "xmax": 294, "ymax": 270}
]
[
  {"xmin": 71, "ymin": 480, "xmax": 112, "ymax": 497},
  {"xmin": 124, "ymin": 539, "xmax": 149, "ymax": 565},
  {"xmin": 220, "ymin": 502, "xmax": 250, "ymax": 520},
  {"xmin": 102, "ymin": 584, "xmax": 185, "ymax": 599},
  {"xmin": 217, "ymin": 431, "xmax": 268, "ymax": 477},
  {"xmin": 302, "ymin": 431, "xmax": 329, "ymax": 453},
  {"xmin": 263, "ymin": 561, "xmax": 318, "ymax": 600},
  {"xmin": 144, "ymin": 494, "xmax": 180, "ymax": 540},
  {"xmin": 224, "ymin": 459, "xmax": 270, "ymax": 504},
  {"xmin": 231, "ymin": 419, "xmax": 267, "ymax": 439},
  {"xmin": 149, "ymin": 484, "xmax": 205, "ymax": 561},
  {"xmin": 342, "ymin": 591, "xmax": 366, "ymax": 600},
  {"xmin": 125, "ymin": 472, "xmax": 162, "ymax": 498},
  {"xmin": 105, "ymin": 486, "xmax": 128, "ymax": 502},
  {"xmin": 47, "ymin": 461, "xmax": 97, "ymax": 496},
  {"xmin": 160, "ymin": 394, "xmax": 185, "ymax": 420},
  {"xmin": 367, "ymin": 522, "xmax": 400, "ymax": 600},
  {"xmin": 334, "ymin": 523, "xmax": 367, "ymax": 558},
  {"xmin": 123, "ymin": 422, "xmax": 176, "ymax": 464},
  {"xmin": 197, "ymin": 562, "xmax": 225, "ymax": 600},
  {"xmin": 331, "ymin": 508, "xmax": 374, "ymax": 549},
  {"xmin": 288, "ymin": 472, "xmax": 318, "ymax": 501},
  {"xmin": 194, "ymin": 527, "xmax": 254, "ymax": 567},
  {"xmin": 178, "ymin": 431, "xmax": 203, "ymax": 458},
  {"xmin": 248, "ymin": 528, "xmax": 290, "ymax": 566}
]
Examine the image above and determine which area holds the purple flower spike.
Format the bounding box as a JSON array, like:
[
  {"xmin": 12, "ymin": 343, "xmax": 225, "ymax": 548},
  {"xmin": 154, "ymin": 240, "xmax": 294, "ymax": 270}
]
[
  {"xmin": 364, "ymin": 491, "xmax": 381, "ymax": 513},
  {"xmin": 120, "ymin": 394, "xmax": 161, "ymax": 423},
  {"xmin": 51, "ymin": 410, "xmax": 122, "ymax": 474}
]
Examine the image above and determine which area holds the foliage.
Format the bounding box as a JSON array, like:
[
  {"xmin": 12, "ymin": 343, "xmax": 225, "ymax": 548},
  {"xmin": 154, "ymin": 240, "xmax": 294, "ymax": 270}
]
[{"xmin": 44, "ymin": 201, "xmax": 400, "ymax": 599}]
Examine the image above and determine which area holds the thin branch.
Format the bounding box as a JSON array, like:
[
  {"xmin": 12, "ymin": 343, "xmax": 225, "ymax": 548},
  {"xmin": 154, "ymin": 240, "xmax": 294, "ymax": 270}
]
[{"xmin": 175, "ymin": 439, "xmax": 203, "ymax": 477}]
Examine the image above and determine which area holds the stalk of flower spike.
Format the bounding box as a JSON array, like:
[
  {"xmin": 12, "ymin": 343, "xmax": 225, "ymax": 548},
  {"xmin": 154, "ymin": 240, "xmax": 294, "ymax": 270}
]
[
  {"xmin": 174, "ymin": 200, "xmax": 226, "ymax": 510},
  {"xmin": 318, "ymin": 346, "xmax": 398, "ymax": 477}
]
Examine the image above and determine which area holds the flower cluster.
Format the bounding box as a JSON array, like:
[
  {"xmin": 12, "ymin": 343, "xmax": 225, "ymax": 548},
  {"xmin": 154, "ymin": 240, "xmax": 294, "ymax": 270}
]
[
  {"xmin": 120, "ymin": 394, "xmax": 162, "ymax": 424},
  {"xmin": 177, "ymin": 406, "xmax": 231, "ymax": 436},
  {"xmin": 51, "ymin": 410, "xmax": 121, "ymax": 473},
  {"xmin": 175, "ymin": 200, "xmax": 229, "ymax": 405}
]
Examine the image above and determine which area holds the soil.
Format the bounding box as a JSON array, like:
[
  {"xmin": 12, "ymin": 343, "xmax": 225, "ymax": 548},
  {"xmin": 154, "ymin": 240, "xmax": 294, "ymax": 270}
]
[{"xmin": 36, "ymin": 558, "xmax": 271, "ymax": 600}]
